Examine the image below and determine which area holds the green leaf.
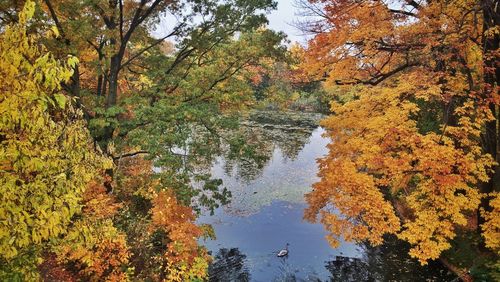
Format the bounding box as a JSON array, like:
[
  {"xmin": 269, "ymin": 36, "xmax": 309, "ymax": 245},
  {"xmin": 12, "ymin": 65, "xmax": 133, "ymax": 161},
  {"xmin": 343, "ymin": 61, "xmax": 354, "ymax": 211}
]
[
  {"xmin": 67, "ymin": 56, "xmax": 79, "ymax": 68},
  {"xmin": 53, "ymin": 94, "xmax": 67, "ymax": 109},
  {"xmin": 51, "ymin": 26, "xmax": 60, "ymax": 37}
]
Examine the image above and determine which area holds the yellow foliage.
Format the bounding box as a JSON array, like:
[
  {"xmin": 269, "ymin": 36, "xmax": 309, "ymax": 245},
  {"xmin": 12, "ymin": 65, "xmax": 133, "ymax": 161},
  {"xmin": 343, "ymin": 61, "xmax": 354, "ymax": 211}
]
[
  {"xmin": 0, "ymin": 0, "xmax": 111, "ymax": 276},
  {"xmin": 482, "ymin": 192, "xmax": 500, "ymax": 252},
  {"xmin": 305, "ymin": 72, "xmax": 494, "ymax": 263},
  {"xmin": 302, "ymin": 0, "xmax": 498, "ymax": 264},
  {"xmin": 164, "ymin": 257, "xmax": 210, "ymax": 282}
]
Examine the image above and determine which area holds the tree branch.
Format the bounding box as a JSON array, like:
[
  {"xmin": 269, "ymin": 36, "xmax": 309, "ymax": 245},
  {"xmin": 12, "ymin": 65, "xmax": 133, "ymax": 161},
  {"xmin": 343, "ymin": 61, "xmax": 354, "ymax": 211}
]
[
  {"xmin": 113, "ymin": 150, "xmax": 149, "ymax": 160},
  {"xmin": 120, "ymin": 23, "xmax": 186, "ymax": 70},
  {"xmin": 388, "ymin": 9, "xmax": 417, "ymax": 17},
  {"xmin": 335, "ymin": 62, "xmax": 419, "ymax": 86},
  {"xmin": 119, "ymin": 0, "xmax": 124, "ymax": 40},
  {"xmin": 43, "ymin": 0, "xmax": 69, "ymax": 44}
]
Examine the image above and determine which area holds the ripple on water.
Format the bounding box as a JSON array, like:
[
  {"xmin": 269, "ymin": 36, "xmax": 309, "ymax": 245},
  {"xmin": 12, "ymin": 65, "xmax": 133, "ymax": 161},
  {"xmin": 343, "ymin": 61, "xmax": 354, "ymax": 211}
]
[{"xmin": 199, "ymin": 113, "xmax": 456, "ymax": 281}]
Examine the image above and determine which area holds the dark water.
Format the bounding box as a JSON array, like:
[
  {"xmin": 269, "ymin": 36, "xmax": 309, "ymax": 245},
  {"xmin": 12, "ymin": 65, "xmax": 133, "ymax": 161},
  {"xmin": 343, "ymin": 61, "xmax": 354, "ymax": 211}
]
[{"xmin": 198, "ymin": 112, "xmax": 457, "ymax": 282}]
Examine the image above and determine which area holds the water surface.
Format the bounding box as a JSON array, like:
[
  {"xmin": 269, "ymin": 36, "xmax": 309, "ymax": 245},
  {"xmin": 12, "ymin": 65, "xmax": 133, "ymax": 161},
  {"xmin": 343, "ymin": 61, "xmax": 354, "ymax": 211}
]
[{"xmin": 198, "ymin": 112, "xmax": 456, "ymax": 282}]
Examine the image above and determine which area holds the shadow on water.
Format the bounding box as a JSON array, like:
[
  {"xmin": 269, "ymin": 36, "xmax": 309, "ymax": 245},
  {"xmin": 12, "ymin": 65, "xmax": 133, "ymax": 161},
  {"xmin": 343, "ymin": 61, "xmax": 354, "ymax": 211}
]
[
  {"xmin": 201, "ymin": 111, "xmax": 457, "ymax": 282},
  {"xmin": 209, "ymin": 248, "xmax": 250, "ymax": 282},
  {"xmin": 208, "ymin": 239, "xmax": 457, "ymax": 282},
  {"xmin": 326, "ymin": 235, "xmax": 457, "ymax": 282}
]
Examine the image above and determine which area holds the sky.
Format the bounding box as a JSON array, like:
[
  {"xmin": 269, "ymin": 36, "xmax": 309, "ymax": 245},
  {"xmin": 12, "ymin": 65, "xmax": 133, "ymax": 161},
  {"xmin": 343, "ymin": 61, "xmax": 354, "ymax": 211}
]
[
  {"xmin": 153, "ymin": 0, "xmax": 310, "ymax": 45},
  {"xmin": 267, "ymin": 0, "xmax": 306, "ymax": 44}
]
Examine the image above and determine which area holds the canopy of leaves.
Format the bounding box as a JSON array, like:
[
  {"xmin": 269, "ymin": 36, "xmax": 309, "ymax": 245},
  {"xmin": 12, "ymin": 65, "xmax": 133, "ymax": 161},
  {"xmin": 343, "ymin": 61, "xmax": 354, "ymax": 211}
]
[
  {"xmin": 301, "ymin": 0, "xmax": 500, "ymax": 266},
  {"xmin": 0, "ymin": 0, "xmax": 288, "ymax": 279},
  {"xmin": 0, "ymin": 1, "xmax": 111, "ymax": 278}
]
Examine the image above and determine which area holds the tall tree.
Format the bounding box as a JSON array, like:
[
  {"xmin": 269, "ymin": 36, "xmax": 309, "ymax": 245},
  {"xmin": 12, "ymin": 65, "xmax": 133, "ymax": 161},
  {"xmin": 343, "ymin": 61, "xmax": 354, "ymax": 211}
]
[
  {"xmin": 0, "ymin": 1, "xmax": 112, "ymax": 278},
  {"xmin": 299, "ymin": 0, "xmax": 499, "ymax": 269},
  {"xmin": 38, "ymin": 0, "xmax": 280, "ymax": 139},
  {"xmin": 25, "ymin": 0, "xmax": 286, "ymax": 210},
  {"xmin": 1, "ymin": 0, "xmax": 287, "ymax": 279}
]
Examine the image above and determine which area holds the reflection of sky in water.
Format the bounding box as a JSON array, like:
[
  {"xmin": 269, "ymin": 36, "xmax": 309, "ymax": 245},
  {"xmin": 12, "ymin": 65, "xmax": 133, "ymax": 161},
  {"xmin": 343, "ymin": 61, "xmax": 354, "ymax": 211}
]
[
  {"xmin": 198, "ymin": 126, "xmax": 363, "ymax": 281},
  {"xmin": 198, "ymin": 118, "xmax": 456, "ymax": 281},
  {"xmin": 199, "ymin": 201, "xmax": 362, "ymax": 281},
  {"xmin": 210, "ymin": 127, "xmax": 329, "ymax": 217}
]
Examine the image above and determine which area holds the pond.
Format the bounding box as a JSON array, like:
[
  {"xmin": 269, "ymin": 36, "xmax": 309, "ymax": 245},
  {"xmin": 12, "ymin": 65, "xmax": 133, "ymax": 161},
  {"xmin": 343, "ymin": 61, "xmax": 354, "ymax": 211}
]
[{"xmin": 198, "ymin": 111, "xmax": 457, "ymax": 282}]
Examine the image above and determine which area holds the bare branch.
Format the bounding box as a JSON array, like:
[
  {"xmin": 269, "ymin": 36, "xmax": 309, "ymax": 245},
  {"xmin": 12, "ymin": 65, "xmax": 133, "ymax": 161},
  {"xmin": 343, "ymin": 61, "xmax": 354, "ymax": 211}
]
[
  {"xmin": 113, "ymin": 150, "xmax": 149, "ymax": 160},
  {"xmin": 335, "ymin": 62, "xmax": 419, "ymax": 86},
  {"xmin": 120, "ymin": 23, "xmax": 186, "ymax": 70}
]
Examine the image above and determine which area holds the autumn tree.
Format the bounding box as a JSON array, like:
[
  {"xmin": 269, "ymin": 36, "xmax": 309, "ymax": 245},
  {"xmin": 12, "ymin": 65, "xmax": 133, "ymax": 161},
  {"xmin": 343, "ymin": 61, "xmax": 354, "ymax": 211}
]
[
  {"xmin": 50, "ymin": 177, "xmax": 131, "ymax": 281},
  {"xmin": 1, "ymin": 0, "xmax": 287, "ymax": 279},
  {"xmin": 0, "ymin": 1, "xmax": 112, "ymax": 278},
  {"xmin": 150, "ymin": 190, "xmax": 211, "ymax": 281},
  {"xmin": 33, "ymin": 0, "xmax": 281, "ymax": 140},
  {"xmin": 31, "ymin": 0, "xmax": 286, "ymax": 210},
  {"xmin": 299, "ymin": 0, "xmax": 499, "ymax": 272}
]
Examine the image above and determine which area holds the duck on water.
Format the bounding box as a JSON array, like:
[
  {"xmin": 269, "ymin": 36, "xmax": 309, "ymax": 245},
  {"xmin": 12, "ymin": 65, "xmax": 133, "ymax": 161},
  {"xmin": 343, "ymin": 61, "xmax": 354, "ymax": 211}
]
[{"xmin": 277, "ymin": 243, "xmax": 289, "ymax": 257}]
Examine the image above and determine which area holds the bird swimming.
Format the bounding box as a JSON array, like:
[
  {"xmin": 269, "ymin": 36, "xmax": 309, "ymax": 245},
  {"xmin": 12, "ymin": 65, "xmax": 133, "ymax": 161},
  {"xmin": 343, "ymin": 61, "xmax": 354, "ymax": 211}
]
[{"xmin": 277, "ymin": 243, "xmax": 289, "ymax": 257}]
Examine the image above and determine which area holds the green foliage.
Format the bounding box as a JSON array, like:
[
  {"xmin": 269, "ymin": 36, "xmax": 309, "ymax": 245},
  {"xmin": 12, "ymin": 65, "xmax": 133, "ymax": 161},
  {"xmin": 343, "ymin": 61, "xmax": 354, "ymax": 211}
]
[
  {"xmin": 2, "ymin": 0, "xmax": 289, "ymax": 279},
  {"xmin": 120, "ymin": 28, "xmax": 286, "ymax": 211}
]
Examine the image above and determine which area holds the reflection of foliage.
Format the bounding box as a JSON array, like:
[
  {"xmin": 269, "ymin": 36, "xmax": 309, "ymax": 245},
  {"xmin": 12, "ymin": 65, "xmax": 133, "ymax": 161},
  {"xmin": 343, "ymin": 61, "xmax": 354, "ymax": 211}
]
[
  {"xmin": 326, "ymin": 257, "xmax": 373, "ymax": 282},
  {"xmin": 222, "ymin": 110, "xmax": 322, "ymax": 182},
  {"xmin": 208, "ymin": 248, "xmax": 250, "ymax": 282},
  {"xmin": 325, "ymin": 236, "xmax": 457, "ymax": 282},
  {"xmin": 273, "ymin": 257, "xmax": 299, "ymax": 282}
]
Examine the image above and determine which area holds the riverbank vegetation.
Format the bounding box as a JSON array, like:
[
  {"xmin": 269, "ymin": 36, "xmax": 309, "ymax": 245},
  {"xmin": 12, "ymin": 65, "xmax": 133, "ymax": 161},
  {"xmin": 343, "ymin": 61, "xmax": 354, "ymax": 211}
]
[
  {"xmin": 1, "ymin": 0, "xmax": 499, "ymax": 281},
  {"xmin": 1, "ymin": 0, "xmax": 287, "ymax": 280},
  {"xmin": 299, "ymin": 0, "xmax": 500, "ymax": 280}
]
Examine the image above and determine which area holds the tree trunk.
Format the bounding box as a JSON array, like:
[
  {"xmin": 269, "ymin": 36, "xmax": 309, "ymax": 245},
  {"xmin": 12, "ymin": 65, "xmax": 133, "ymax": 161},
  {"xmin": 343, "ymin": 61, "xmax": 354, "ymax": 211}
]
[
  {"xmin": 102, "ymin": 72, "xmax": 108, "ymax": 98},
  {"xmin": 106, "ymin": 55, "xmax": 121, "ymax": 108},
  {"xmin": 479, "ymin": 0, "xmax": 500, "ymax": 226},
  {"xmin": 102, "ymin": 50, "xmax": 125, "ymax": 141},
  {"xmin": 71, "ymin": 64, "xmax": 80, "ymax": 98},
  {"xmin": 97, "ymin": 74, "xmax": 103, "ymax": 97}
]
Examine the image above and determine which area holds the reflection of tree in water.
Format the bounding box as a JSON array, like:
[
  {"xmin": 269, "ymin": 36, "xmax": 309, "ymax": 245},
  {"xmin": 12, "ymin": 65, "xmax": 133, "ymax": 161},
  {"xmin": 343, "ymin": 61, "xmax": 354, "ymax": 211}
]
[
  {"xmin": 208, "ymin": 248, "xmax": 250, "ymax": 282},
  {"xmin": 272, "ymin": 256, "xmax": 325, "ymax": 282},
  {"xmin": 223, "ymin": 111, "xmax": 322, "ymax": 182},
  {"xmin": 325, "ymin": 235, "xmax": 456, "ymax": 282},
  {"xmin": 325, "ymin": 256, "xmax": 375, "ymax": 281},
  {"xmin": 272, "ymin": 257, "xmax": 296, "ymax": 282}
]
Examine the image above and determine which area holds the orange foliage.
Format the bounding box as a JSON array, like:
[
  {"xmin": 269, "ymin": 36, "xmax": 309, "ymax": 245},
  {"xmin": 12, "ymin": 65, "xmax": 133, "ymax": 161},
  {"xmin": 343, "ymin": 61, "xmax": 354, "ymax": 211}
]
[
  {"xmin": 114, "ymin": 156, "xmax": 210, "ymax": 280},
  {"xmin": 302, "ymin": 0, "xmax": 499, "ymax": 264},
  {"xmin": 54, "ymin": 174, "xmax": 131, "ymax": 281},
  {"xmin": 151, "ymin": 190, "xmax": 209, "ymax": 266},
  {"xmin": 62, "ymin": 235, "xmax": 130, "ymax": 282},
  {"xmin": 82, "ymin": 177, "xmax": 122, "ymax": 220},
  {"xmin": 39, "ymin": 253, "xmax": 77, "ymax": 282},
  {"xmin": 247, "ymin": 64, "xmax": 266, "ymax": 86}
]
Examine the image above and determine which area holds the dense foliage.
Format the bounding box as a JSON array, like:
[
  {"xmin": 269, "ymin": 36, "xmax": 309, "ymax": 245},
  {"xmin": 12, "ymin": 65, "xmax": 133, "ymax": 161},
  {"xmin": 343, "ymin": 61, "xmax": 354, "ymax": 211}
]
[
  {"xmin": 0, "ymin": 0, "xmax": 286, "ymax": 279},
  {"xmin": 0, "ymin": 2, "xmax": 113, "ymax": 279},
  {"xmin": 300, "ymin": 0, "xmax": 499, "ymax": 278},
  {"xmin": 2, "ymin": 0, "xmax": 499, "ymax": 280}
]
